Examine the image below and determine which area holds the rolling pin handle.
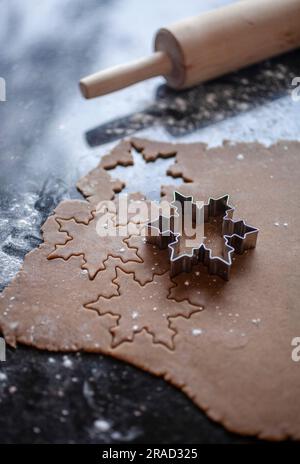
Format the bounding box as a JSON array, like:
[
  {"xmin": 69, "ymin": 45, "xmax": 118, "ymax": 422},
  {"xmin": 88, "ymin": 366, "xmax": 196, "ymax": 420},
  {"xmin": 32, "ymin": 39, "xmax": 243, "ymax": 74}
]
[{"xmin": 79, "ymin": 51, "xmax": 172, "ymax": 99}]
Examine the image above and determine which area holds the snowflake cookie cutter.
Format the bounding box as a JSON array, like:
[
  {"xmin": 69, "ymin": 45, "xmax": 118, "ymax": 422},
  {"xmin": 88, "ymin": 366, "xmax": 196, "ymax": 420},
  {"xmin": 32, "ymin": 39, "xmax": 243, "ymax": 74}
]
[{"xmin": 146, "ymin": 192, "xmax": 258, "ymax": 281}]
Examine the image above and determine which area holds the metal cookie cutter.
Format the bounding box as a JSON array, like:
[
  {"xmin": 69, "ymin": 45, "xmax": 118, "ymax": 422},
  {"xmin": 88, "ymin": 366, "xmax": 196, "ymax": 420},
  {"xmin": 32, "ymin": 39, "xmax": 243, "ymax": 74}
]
[{"xmin": 146, "ymin": 192, "xmax": 258, "ymax": 281}]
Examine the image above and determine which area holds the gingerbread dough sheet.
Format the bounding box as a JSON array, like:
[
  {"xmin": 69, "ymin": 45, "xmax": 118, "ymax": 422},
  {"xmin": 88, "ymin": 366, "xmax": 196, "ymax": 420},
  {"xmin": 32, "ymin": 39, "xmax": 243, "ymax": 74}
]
[{"xmin": 0, "ymin": 138, "xmax": 300, "ymax": 440}]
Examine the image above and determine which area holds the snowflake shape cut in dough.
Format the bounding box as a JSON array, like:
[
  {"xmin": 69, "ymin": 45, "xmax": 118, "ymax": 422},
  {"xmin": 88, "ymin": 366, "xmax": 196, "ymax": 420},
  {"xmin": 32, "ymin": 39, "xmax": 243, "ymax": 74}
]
[
  {"xmin": 48, "ymin": 217, "xmax": 142, "ymax": 279},
  {"xmin": 85, "ymin": 268, "xmax": 201, "ymax": 349}
]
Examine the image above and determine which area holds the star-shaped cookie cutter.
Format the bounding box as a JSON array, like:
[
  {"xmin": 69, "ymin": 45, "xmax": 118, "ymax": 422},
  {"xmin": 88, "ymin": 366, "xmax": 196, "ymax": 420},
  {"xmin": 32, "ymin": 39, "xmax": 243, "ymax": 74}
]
[{"xmin": 146, "ymin": 192, "xmax": 258, "ymax": 280}]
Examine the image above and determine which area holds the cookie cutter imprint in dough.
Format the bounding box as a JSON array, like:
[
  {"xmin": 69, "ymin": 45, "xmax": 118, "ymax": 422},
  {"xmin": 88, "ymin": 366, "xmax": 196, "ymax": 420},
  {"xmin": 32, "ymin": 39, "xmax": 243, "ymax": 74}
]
[{"xmin": 146, "ymin": 192, "xmax": 259, "ymax": 281}]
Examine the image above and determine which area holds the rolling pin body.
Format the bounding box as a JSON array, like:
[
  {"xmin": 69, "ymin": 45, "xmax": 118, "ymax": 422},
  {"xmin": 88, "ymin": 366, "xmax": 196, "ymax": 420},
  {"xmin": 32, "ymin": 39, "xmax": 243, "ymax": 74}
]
[
  {"xmin": 80, "ymin": 0, "xmax": 300, "ymax": 98},
  {"xmin": 156, "ymin": 0, "xmax": 300, "ymax": 88}
]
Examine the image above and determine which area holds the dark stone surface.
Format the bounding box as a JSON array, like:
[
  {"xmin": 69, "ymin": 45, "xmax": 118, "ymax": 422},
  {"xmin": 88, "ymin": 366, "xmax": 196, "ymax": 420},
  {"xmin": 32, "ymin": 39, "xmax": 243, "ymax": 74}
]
[
  {"xmin": 1, "ymin": 347, "xmax": 254, "ymax": 444},
  {"xmin": 0, "ymin": 0, "xmax": 299, "ymax": 443}
]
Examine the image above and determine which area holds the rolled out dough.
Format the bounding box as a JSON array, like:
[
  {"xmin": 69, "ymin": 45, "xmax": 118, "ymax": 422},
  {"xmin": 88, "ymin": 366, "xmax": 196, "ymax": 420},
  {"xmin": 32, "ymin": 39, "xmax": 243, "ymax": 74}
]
[{"xmin": 0, "ymin": 138, "xmax": 300, "ymax": 440}]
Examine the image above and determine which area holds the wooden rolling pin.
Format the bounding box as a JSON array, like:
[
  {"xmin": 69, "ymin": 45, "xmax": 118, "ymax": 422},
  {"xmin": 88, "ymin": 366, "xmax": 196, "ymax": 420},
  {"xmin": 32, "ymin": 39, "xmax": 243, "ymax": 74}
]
[{"xmin": 79, "ymin": 0, "xmax": 300, "ymax": 99}]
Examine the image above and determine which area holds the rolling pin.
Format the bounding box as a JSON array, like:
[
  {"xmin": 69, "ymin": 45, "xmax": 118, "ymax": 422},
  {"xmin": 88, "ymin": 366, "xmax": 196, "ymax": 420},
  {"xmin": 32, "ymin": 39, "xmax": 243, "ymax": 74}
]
[{"xmin": 79, "ymin": 0, "xmax": 300, "ymax": 99}]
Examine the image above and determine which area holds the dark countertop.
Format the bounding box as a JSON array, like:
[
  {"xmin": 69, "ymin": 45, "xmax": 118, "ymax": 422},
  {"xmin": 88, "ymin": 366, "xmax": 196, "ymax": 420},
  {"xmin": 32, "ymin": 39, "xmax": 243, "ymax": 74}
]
[{"xmin": 0, "ymin": 0, "xmax": 299, "ymax": 444}]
